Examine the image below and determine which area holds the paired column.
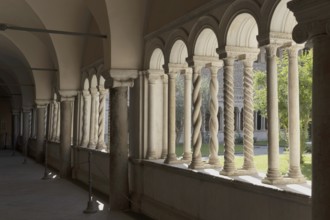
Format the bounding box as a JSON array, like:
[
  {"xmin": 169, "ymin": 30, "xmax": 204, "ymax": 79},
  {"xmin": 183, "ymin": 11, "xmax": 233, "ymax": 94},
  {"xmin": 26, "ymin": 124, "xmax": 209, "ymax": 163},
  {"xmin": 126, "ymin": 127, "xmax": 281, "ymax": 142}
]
[
  {"xmin": 88, "ymin": 88, "xmax": 99, "ymax": 149},
  {"xmin": 189, "ymin": 65, "xmax": 204, "ymax": 169},
  {"xmin": 208, "ymin": 66, "xmax": 221, "ymax": 166},
  {"xmin": 242, "ymin": 58, "xmax": 256, "ymax": 172},
  {"xmin": 59, "ymin": 94, "xmax": 75, "ymax": 178},
  {"xmin": 161, "ymin": 74, "xmax": 168, "ymax": 159},
  {"xmin": 97, "ymin": 87, "xmax": 107, "ymax": 150},
  {"xmin": 35, "ymin": 102, "xmax": 48, "ymax": 162},
  {"xmin": 262, "ymin": 44, "xmax": 282, "ymax": 184},
  {"xmin": 220, "ymin": 57, "xmax": 236, "ymax": 175},
  {"xmin": 182, "ymin": 69, "xmax": 192, "ymax": 161},
  {"xmin": 287, "ymin": 45, "xmax": 305, "ymax": 181},
  {"xmin": 165, "ymin": 72, "xmax": 178, "ymax": 164}
]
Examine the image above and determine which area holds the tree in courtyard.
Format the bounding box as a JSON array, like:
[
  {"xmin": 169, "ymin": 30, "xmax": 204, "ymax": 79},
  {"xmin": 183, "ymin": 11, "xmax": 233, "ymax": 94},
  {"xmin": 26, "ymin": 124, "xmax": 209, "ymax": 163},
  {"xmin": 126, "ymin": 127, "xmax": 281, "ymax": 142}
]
[{"xmin": 253, "ymin": 49, "xmax": 313, "ymax": 162}]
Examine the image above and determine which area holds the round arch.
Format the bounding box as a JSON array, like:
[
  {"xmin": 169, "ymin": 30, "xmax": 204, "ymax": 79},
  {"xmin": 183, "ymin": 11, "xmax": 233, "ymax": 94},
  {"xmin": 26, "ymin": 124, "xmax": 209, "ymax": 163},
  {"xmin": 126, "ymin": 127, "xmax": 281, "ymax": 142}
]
[
  {"xmin": 164, "ymin": 28, "xmax": 189, "ymax": 65},
  {"xmin": 187, "ymin": 15, "xmax": 220, "ymax": 62},
  {"xmin": 149, "ymin": 48, "xmax": 165, "ymax": 71},
  {"xmin": 169, "ymin": 40, "xmax": 188, "ymax": 65},
  {"xmin": 218, "ymin": 0, "xmax": 261, "ymax": 49},
  {"xmin": 194, "ymin": 28, "xmax": 219, "ymax": 57},
  {"xmin": 226, "ymin": 13, "xmax": 259, "ymax": 48},
  {"xmin": 144, "ymin": 38, "xmax": 165, "ymax": 70}
]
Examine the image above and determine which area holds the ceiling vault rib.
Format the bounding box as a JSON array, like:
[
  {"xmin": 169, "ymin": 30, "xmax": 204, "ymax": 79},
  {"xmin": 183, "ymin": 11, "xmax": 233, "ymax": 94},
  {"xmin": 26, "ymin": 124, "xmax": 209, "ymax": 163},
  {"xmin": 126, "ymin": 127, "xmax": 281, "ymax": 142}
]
[{"xmin": 0, "ymin": 23, "xmax": 107, "ymax": 38}]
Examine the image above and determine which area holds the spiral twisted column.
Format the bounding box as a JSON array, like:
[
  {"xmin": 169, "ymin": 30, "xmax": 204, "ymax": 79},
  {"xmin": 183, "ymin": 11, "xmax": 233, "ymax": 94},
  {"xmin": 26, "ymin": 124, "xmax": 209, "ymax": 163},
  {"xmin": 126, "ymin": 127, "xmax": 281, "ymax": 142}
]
[
  {"xmin": 242, "ymin": 58, "xmax": 256, "ymax": 172},
  {"xmin": 287, "ymin": 45, "xmax": 305, "ymax": 181},
  {"xmin": 161, "ymin": 74, "xmax": 168, "ymax": 159},
  {"xmin": 88, "ymin": 88, "xmax": 99, "ymax": 149},
  {"xmin": 182, "ymin": 69, "xmax": 192, "ymax": 161},
  {"xmin": 189, "ymin": 65, "xmax": 204, "ymax": 169},
  {"xmin": 80, "ymin": 90, "xmax": 91, "ymax": 147},
  {"xmin": 165, "ymin": 72, "xmax": 178, "ymax": 164},
  {"xmin": 97, "ymin": 87, "xmax": 107, "ymax": 150},
  {"xmin": 220, "ymin": 57, "xmax": 236, "ymax": 175},
  {"xmin": 262, "ymin": 44, "xmax": 283, "ymax": 184},
  {"xmin": 208, "ymin": 66, "xmax": 221, "ymax": 166}
]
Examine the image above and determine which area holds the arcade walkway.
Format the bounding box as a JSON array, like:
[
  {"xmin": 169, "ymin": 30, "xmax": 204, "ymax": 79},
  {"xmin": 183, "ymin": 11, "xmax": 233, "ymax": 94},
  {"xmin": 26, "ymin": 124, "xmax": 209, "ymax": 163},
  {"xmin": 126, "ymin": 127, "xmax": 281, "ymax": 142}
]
[{"xmin": 0, "ymin": 150, "xmax": 149, "ymax": 220}]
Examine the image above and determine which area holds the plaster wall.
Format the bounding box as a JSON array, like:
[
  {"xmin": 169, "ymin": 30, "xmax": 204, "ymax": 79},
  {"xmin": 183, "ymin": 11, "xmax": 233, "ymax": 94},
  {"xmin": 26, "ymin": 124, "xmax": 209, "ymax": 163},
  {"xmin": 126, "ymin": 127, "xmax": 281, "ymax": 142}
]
[{"xmin": 131, "ymin": 161, "xmax": 311, "ymax": 220}]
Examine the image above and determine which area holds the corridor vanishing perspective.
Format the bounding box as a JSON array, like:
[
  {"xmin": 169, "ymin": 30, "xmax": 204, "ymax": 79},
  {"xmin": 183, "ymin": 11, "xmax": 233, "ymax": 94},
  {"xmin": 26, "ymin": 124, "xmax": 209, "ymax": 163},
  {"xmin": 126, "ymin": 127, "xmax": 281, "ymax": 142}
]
[{"xmin": 0, "ymin": 0, "xmax": 329, "ymax": 220}]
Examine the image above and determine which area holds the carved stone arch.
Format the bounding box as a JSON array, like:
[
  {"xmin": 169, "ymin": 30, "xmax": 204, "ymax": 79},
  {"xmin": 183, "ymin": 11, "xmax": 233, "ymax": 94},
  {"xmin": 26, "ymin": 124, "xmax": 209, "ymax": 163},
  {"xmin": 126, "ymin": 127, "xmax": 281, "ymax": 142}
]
[
  {"xmin": 164, "ymin": 28, "xmax": 189, "ymax": 66},
  {"xmin": 81, "ymin": 71, "xmax": 89, "ymax": 90},
  {"xmin": 88, "ymin": 68, "xmax": 98, "ymax": 89},
  {"xmin": 187, "ymin": 15, "xmax": 220, "ymax": 65},
  {"xmin": 218, "ymin": 0, "xmax": 261, "ymax": 50},
  {"xmin": 144, "ymin": 37, "xmax": 165, "ymax": 70},
  {"xmin": 258, "ymin": 0, "xmax": 288, "ymax": 45}
]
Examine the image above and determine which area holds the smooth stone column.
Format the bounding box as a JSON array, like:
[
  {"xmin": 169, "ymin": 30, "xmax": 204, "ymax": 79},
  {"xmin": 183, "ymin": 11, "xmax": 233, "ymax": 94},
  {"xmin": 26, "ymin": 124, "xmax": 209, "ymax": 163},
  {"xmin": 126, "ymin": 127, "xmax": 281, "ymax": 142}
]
[
  {"xmin": 311, "ymin": 34, "xmax": 330, "ymax": 220},
  {"xmin": 51, "ymin": 101, "xmax": 58, "ymax": 141},
  {"xmin": 59, "ymin": 97, "xmax": 74, "ymax": 178},
  {"xmin": 109, "ymin": 86, "xmax": 129, "ymax": 210},
  {"xmin": 242, "ymin": 58, "xmax": 256, "ymax": 172},
  {"xmin": 80, "ymin": 90, "xmax": 91, "ymax": 147},
  {"xmin": 262, "ymin": 44, "xmax": 282, "ymax": 184},
  {"xmin": 55, "ymin": 102, "xmax": 61, "ymax": 142},
  {"xmin": 22, "ymin": 108, "xmax": 31, "ymax": 164},
  {"xmin": 36, "ymin": 104, "xmax": 47, "ymax": 162},
  {"xmin": 11, "ymin": 111, "xmax": 20, "ymax": 154},
  {"xmin": 147, "ymin": 72, "xmax": 160, "ymax": 159},
  {"xmin": 261, "ymin": 117, "xmax": 266, "ymax": 130},
  {"xmin": 287, "ymin": 45, "xmax": 305, "ymax": 181},
  {"xmin": 254, "ymin": 111, "xmax": 258, "ymax": 131},
  {"xmin": 161, "ymin": 74, "xmax": 168, "ymax": 159},
  {"xmin": 88, "ymin": 88, "xmax": 99, "ymax": 149},
  {"xmin": 182, "ymin": 69, "xmax": 192, "ymax": 161},
  {"xmin": 97, "ymin": 87, "xmax": 107, "ymax": 150},
  {"xmin": 221, "ymin": 57, "xmax": 237, "ymax": 175},
  {"xmin": 189, "ymin": 65, "xmax": 204, "ymax": 169},
  {"xmin": 31, "ymin": 108, "xmax": 37, "ymax": 139},
  {"xmin": 208, "ymin": 66, "xmax": 221, "ymax": 166},
  {"xmin": 165, "ymin": 72, "xmax": 178, "ymax": 164}
]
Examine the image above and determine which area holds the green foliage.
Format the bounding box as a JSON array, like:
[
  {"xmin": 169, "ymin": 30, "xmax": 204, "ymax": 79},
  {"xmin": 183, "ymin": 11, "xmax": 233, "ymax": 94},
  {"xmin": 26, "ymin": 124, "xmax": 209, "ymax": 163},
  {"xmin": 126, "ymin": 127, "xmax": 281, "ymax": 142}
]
[{"xmin": 253, "ymin": 50, "xmax": 313, "ymax": 158}]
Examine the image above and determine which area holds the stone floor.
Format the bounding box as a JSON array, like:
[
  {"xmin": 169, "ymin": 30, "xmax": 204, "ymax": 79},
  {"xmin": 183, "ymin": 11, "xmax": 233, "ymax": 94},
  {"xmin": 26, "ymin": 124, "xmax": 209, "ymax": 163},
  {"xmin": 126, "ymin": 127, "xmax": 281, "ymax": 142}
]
[{"xmin": 0, "ymin": 150, "xmax": 151, "ymax": 220}]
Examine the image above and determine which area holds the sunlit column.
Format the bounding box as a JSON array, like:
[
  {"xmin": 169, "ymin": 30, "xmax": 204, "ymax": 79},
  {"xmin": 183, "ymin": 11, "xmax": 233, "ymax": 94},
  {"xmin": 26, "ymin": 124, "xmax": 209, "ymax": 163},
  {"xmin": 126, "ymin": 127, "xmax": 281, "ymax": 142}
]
[
  {"xmin": 287, "ymin": 45, "xmax": 305, "ymax": 181},
  {"xmin": 220, "ymin": 57, "xmax": 236, "ymax": 175},
  {"xmin": 161, "ymin": 74, "xmax": 168, "ymax": 159},
  {"xmin": 242, "ymin": 57, "xmax": 256, "ymax": 172},
  {"xmin": 182, "ymin": 69, "xmax": 192, "ymax": 161},
  {"xmin": 80, "ymin": 90, "xmax": 91, "ymax": 147},
  {"xmin": 263, "ymin": 44, "xmax": 282, "ymax": 184},
  {"xmin": 165, "ymin": 71, "xmax": 178, "ymax": 163},
  {"xmin": 208, "ymin": 65, "xmax": 221, "ymax": 166},
  {"xmin": 88, "ymin": 88, "xmax": 99, "ymax": 149},
  {"xmin": 189, "ymin": 65, "xmax": 204, "ymax": 169},
  {"xmin": 97, "ymin": 87, "xmax": 107, "ymax": 150}
]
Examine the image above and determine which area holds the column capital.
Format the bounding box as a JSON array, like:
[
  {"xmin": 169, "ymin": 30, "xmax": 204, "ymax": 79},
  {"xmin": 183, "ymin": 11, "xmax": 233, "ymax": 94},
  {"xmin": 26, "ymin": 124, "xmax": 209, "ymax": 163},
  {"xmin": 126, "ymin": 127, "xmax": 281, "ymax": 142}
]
[
  {"xmin": 108, "ymin": 69, "xmax": 138, "ymax": 88},
  {"xmin": 22, "ymin": 107, "xmax": 32, "ymax": 113},
  {"xmin": 90, "ymin": 87, "xmax": 99, "ymax": 96},
  {"xmin": 162, "ymin": 74, "xmax": 168, "ymax": 84},
  {"xmin": 288, "ymin": 0, "xmax": 330, "ymax": 43},
  {"xmin": 287, "ymin": 44, "xmax": 304, "ymax": 58},
  {"xmin": 82, "ymin": 90, "xmax": 91, "ymax": 97},
  {"xmin": 58, "ymin": 90, "xmax": 77, "ymax": 102},
  {"xmin": 182, "ymin": 68, "xmax": 193, "ymax": 79},
  {"xmin": 35, "ymin": 99, "xmax": 50, "ymax": 108},
  {"xmin": 147, "ymin": 70, "xmax": 163, "ymax": 83},
  {"xmin": 264, "ymin": 44, "xmax": 280, "ymax": 57}
]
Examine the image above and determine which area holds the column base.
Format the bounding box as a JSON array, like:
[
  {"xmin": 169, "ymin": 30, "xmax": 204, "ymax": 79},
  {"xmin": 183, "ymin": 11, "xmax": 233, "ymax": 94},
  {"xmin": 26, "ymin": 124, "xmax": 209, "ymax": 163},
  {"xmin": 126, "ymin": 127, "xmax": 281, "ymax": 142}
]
[
  {"xmin": 182, "ymin": 152, "xmax": 192, "ymax": 161},
  {"xmin": 220, "ymin": 169, "xmax": 238, "ymax": 176},
  {"xmin": 88, "ymin": 143, "xmax": 97, "ymax": 150},
  {"xmin": 160, "ymin": 150, "xmax": 168, "ymax": 159},
  {"xmin": 188, "ymin": 157, "xmax": 205, "ymax": 169},
  {"xmin": 208, "ymin": 156, "xmax": 221, "ymax": 167},
  {"xmin": 164, "ymin": 153, "xmax": 178, "ymax": 164},
  {"xmin": 262, "ymin": 176, "xmax": 307, "ymax": 185}
]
